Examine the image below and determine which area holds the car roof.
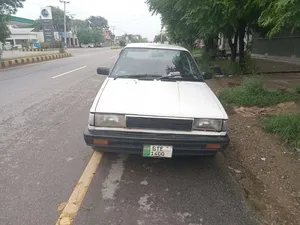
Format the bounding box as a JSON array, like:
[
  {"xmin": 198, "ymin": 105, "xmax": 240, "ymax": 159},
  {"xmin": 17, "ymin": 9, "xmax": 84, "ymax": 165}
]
[{"xmin": 124, "ymin": 43, "xmax": 189, "ymax": 52}]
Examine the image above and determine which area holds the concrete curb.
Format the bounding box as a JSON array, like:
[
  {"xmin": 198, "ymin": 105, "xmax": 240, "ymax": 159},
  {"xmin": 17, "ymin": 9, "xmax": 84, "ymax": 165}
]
[
  {"xmin": 111, "ymin": 46, "xmax": 121, "ymax": 49},
  {"xmin": 0, "ymin": 53, "xmax": 72, "ymax": 69},
  {"xmin": 21, "ymin": 48, "xmax": 46, "ymax": 52}
]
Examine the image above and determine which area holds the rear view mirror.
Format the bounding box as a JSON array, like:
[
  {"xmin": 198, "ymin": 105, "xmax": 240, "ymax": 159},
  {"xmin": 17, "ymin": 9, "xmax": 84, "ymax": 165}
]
[
  {"xmin": 97, "ymin": 67, "xmax": 110, "ymax": 75},
  {"xmin": 202, "ymin": 72, "xmax": 213, "ymax": 80}
]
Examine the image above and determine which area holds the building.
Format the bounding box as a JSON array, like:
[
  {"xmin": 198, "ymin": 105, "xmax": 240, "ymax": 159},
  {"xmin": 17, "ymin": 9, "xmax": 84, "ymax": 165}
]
[{"xmin": 4, "ymin": 16, "xmax": 79, "ymax": 49}]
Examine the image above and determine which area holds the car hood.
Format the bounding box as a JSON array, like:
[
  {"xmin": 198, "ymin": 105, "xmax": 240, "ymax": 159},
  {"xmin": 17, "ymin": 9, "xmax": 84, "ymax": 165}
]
[{"xmin": 95, "ymin": 78, "xmax": 228, "ymax": 119}]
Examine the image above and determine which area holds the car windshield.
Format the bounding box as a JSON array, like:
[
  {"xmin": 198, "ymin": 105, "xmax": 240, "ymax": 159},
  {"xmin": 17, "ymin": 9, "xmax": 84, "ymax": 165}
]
[{"xmin": 110, "ymin": 47, "xmax": 203, "ymax": 81}]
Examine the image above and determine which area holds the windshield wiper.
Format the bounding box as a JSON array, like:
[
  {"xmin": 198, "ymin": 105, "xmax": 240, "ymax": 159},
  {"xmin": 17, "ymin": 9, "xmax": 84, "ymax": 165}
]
[
  {"xmin": 157, "ymin": 72, "xmax": 202, "ymax": 81},
  {"xmin": 114, "ymin": 74, "xmax": 161, "ymax": 80}
]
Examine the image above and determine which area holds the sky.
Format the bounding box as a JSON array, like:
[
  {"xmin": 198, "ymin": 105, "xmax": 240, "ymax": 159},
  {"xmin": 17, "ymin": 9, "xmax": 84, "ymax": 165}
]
[{"xmin": 16, "ymin": 0, "xmax": 162, "ymax": 41}]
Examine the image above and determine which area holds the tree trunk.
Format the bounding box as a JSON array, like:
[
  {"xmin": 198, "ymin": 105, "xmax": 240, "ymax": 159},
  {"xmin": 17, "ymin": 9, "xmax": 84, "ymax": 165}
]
[
  {"xmin": 228, "ymin": 32, "xmax": 238, "ymax": 62},
  {"xmin": 238, "ymin": 21, "xmax": 246, "ymax": 67}
]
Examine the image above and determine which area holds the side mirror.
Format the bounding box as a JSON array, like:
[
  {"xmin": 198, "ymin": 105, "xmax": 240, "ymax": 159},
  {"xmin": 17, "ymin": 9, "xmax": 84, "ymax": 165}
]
[
  {"xmin": 97, "ymin": 67, "xmax": 110, "ymax": 75},
  {"xmin": 202, "ymin": 72, "xmax": 213, "ymax": 80}
]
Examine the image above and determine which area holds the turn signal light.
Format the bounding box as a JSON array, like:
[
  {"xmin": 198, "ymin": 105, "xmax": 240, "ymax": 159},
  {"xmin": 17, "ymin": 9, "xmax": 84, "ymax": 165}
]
[
  {"xmin": 93, "ymin": 139, "xmax": 108, "ymax": 145},
  {"xmin": 206, "ymin": 143, "xmax": 221, "ymax": 149}
]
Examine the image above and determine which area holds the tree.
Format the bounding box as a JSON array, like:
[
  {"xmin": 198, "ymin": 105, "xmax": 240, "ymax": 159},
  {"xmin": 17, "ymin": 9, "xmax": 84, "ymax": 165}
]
[
  {"xmin": 73, "ymin": 19, "xmax": 88, "ymax": 30},
  {"xmin": 119, "ymin": 34, "xmax": 147, "ymax": 43},
  {"xmin": 259, "ymin": 0, "xmax": 300, "ymax": 37},
  {"xmin": 0, "ymin": 22, "xmax": 10, "ymax": 43},
  {"xmin": 92, "ymin": 29, "xmax": 105, "ymax": 43},
  {"xmin": 51, "ymin": 6, "xmax": 71, "ymax": 32},
  {"xmin": 88, "ymin": 16, "xmax": 108, "ymax": 29},
  {"xmin": 77, "ymin": 27, "xmax": 105, "ymax": 44},
  {"xmin": 154, "ymin": 33, "xmax": 168, "ymax": 43},
  {"xmin": 33, "ymin": 18, "xmax": 43, "ymax": 31},
  {"xmin": 147, "ymin": 0, "xmax": 263, "ymax": 66},
  {"xmin": 0, "ymin": 0, "xmax": 25, "ymax": 43}
]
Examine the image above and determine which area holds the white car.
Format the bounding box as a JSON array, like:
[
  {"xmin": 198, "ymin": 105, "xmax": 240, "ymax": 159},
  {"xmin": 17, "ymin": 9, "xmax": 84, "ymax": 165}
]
[{"xmin": 84, "ymin": 43, "xmax": 229, "ymax": 157}]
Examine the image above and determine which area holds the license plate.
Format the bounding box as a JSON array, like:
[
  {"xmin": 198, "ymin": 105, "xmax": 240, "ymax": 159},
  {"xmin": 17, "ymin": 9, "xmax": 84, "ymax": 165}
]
[{"xmin": 143, "ymin": 145, "xmax": 173, "ymax": 158}]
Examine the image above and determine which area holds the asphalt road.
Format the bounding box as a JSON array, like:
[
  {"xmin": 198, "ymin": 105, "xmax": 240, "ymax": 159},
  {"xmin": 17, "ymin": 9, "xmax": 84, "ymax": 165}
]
[{"xmin": 0, "ymin": 48, "xmax": 256, "ymax": 225}]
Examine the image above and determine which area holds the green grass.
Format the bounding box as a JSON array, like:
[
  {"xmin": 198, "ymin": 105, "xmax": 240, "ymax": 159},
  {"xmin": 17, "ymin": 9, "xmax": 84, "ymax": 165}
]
[
  {"xmin": 218, "ymin": 77, "xmax": 300, "ymax": 107},
  {"xmin": 192, "ymin": 48, "xmax": 204, "ymax": 56},
  {"xmin": 262, "ymin": 114, "xmax": 300, "ymax": 149}
]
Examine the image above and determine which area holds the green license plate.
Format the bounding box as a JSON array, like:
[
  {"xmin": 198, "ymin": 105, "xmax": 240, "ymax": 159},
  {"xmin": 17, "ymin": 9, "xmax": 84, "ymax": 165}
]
[{"xmin": 143, "ymin": 145, "xmax": 173, "ymax": 158}]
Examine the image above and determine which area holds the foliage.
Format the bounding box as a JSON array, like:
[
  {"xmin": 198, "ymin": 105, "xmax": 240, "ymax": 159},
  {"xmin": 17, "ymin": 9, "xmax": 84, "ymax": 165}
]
[
  {"xmin": 51, "ymin": 6, "xmax": 71, "ymax": 32},
  {"xmin": 73, "ymin": 19, "xmax": 88, "ymax": 30},
  {"xmin": 0, "ymin": 0, "xmax": 25, "ymax": 42},
  {"xmin": 0, "ymin": 0, "xmax": 25, "ymax": 15},
  {"xmin": 77, "ymin": 28, "xmax": 104, "ymax": 44},
  {"xmin": 119, "ymin": 34, "xmax": 147, "ymax": 43},
  {"xmin": 33, "ymin": 19, "xmax": 43, "ymax": 31},
  {"xmin": 77, "ymin": 28, "xmax": 93, "ymax": 44},
  {"xmin": 259, "ymin": 0, "xmax": 300, "ymax": 37},
  {"xmin": 87, "ymin": 16, "xmax": 108, "ymax": 29},
  {"xmin": 119, "ymin": 40, "xmax": 126, "ymax": 47},
  {"xmin": 40, "ymin": 41, "xmax": 63, "ymax": 49},
  {"xmin": 0, "ymin": 21, "xmax": 10, "ymax": 43},
  {"xmin": 218, "ymin": 77, "xmax": 300, "ymax": 107},
  {"xmin": 262, "ymin": 114, "xmax": 300, "ymax": 149},
  {"xmin": 92, "ymin": 29, "xmax": 105, "ymax": 43},
  {"xmin": 154, "ymin": 33, "xmax": 168, "ymax": 43},
  {"xmin": 146, "ymin": 0, "xmax": 263, "ymax": 65}
]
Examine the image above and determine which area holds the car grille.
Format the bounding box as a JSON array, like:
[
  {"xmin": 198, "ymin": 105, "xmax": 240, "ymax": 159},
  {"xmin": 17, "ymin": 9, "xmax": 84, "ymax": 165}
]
[{"xmin": 126, "ymin": 117, "xmax": 193, "ymax": 131}]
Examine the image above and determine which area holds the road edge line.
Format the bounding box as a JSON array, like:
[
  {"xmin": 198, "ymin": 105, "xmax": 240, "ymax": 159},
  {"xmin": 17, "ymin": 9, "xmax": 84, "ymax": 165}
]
[{"xmin": 55, "ymin": 151, "xmax": 103, "ymax": 225}]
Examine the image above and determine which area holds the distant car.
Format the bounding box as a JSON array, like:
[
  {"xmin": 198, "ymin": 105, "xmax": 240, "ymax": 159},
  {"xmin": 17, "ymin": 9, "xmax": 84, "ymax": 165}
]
[
  {"xmin": 81, "ymin": 43, "xmax": 94, "ymax": 48},
  {"xmin": 84, "ymin": 43, "xmax": 230, "ymax": 157},
  {"xmin": 95, "ymin": 43, "xmax": 103, "ymax": 48},
  {"xmin": 3, "ymin": 42, "xmax": 12, "ymax": 50}
]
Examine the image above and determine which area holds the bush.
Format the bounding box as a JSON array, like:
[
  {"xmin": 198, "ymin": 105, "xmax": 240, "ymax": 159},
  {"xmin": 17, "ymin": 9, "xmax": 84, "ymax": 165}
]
[
  {"xmin": 218, "ymin": 77, "xmax": 300, "ymax": 107},
  {"xmin": 40, "ymin": 41, "xmax": 62, "ymax": 49},
  {"xmin": 119, "ymin": 40, "xmax": 126, "ymax": 47},
  {"xmin": 262, "ymin": 114, "xmax": 300, "ymax": 149}
]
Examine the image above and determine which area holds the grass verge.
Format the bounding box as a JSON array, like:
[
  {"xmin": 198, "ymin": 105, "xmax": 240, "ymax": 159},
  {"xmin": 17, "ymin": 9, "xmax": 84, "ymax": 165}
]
[
  {"xmin": 218, "ymin": 77, "xmax": 300, "ymax": 107},
  {"xmin": 192, "ymin": 48, "xmax": 204, "ymax": 56},
  {"xmin": 261, "ymin": 114, "xmax": 300, "ymax": 149}
]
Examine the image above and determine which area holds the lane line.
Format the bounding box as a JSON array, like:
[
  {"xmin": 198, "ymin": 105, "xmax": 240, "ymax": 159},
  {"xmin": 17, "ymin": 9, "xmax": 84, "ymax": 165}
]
[
  {"xmin": 51, "ymin": 66, "xmax": 87, "ymax": 79},
  {"xmin": 55, "ymin": 151, "xmax": 103, "ymax": 225}
]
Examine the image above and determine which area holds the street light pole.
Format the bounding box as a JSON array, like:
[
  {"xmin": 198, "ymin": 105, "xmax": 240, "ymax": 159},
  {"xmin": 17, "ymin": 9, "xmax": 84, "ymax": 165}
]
[
  {"xmin": 160, "ymin": 27, "xmax": 163, "ymax": 43},
  {"xmin": 59, "ymin": 0, "xmax": 70, "ymax": 46}
]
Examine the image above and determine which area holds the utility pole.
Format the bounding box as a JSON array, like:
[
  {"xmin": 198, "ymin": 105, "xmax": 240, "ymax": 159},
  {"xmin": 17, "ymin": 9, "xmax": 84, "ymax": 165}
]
[
  {"xmin": 68, "ymin": 13, "xmax": 76, "ymax": 46},
  {"xmin": 60, "ymin": 0, "xmax": 70, "ymax": 47},
  {"xmin": 160, "ymin": 25, "xmax": 164, "ymax": 43}
]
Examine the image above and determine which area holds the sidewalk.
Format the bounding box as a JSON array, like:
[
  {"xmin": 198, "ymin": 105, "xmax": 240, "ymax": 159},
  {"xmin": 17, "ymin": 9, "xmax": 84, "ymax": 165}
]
[
  {"xmin": 2, "ymin": 50, "xmax": 59, "ymax": 60},
  {"xmin": 252, "ymin": 53, "xmax": 300, "ymax": 66}
]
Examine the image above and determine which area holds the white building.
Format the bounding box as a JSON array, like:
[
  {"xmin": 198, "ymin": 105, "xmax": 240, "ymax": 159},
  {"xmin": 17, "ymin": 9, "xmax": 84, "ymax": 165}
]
[{"xmin": 5, "ymin": 16, "xmax": 79, "ymax": 49}]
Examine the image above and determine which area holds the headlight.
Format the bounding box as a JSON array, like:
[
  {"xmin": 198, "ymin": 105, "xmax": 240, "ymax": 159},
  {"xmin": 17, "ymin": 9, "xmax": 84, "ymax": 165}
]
[
  {"xmin": 193, "ymin": 119, "xmax": 225, "ymax": 132},
  {"xmin": 94, "ymin": 114, "xmax": 126, "ymax": 127}
]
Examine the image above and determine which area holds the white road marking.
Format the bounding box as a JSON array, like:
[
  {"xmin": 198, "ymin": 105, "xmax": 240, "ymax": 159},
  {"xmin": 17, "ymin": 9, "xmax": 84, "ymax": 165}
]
[
  {"xmin": 110, "ymin": 55, "xmax": 118, "ymax": 59},
  {"xmin": 102, "ymin": 154, "xmax": 127, "ymax": 199},
  {"xmin": 51, "ymin": 66, "xmax": 87, "ymax": 79}
]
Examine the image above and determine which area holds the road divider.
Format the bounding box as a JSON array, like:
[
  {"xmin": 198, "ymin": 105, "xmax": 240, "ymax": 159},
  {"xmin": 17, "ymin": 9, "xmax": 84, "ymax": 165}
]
[
  {"xmin": 55, "ymin": 151, "xmax": 103, "ymax": 225},
  {"xmin": 0, "ymin": 53, "xmax": 72, "ymax": 70}
]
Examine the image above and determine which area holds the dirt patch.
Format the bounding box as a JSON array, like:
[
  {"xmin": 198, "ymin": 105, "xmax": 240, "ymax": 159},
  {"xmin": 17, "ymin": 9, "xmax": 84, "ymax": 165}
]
[
  {"xmin": 233, "ymin": 102, "xmax": 300, "ymax": 117},
  {"xmin": 207, "ymin": 78, "xmax": 300, "ymax": 225}
]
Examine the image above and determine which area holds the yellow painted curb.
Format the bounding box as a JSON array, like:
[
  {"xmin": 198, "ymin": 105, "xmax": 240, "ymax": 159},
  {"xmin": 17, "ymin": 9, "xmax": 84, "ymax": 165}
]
[
  {"xmin": 55, "ymin": 151, "xmax": 103, "ymax": 225},
  {"xmin": 0, "ymin": 53, "xmax": 72, "ymax": 69}
]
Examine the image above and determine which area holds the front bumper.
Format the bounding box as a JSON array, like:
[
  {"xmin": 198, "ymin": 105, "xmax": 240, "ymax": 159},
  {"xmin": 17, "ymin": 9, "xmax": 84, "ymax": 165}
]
[{"xmin": 84, "ymin": 128, "xmax": 230, "ymax": 156}]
